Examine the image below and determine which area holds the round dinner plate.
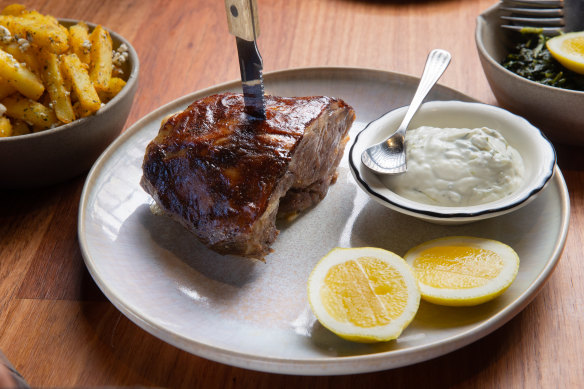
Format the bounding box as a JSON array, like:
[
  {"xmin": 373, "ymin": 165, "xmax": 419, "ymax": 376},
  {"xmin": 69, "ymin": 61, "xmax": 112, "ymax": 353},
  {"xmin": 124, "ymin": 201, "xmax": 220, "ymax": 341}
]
[{"xmin": 78, "ymin": 67, "xmax": 570, "ymax": 375}]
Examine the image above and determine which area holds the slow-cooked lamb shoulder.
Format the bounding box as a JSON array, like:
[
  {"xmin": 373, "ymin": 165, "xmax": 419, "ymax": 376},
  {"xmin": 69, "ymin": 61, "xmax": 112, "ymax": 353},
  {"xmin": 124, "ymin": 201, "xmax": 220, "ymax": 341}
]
[{"xmin": 141, "ymin": 92, "xmax": 355, "ymax": 259}]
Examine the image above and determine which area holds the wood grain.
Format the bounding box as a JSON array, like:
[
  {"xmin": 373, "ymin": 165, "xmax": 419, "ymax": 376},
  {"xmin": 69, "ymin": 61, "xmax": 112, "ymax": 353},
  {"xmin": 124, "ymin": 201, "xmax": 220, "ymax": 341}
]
[{"xmin": 0, "ymin": 0, "xmax": 583, "ymax": 387}]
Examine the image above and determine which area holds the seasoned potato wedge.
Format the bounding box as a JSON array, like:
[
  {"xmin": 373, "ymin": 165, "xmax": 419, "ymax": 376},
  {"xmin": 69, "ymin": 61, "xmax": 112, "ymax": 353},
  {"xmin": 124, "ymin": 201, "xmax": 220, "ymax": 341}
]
[
  {"xmin": 10, "ymin": 118, "xmax": 29, "ymax": 135},
  {"xmin": 0, "ymin": 77, "xmax": 17, "ymax": 100},
  {"xmin": 0, "ymin": 14, "xmax": 69, "ymax": 53},
  {"xmin": 2, "ymin": 93, "xmax": 58, "ymax": 129},
  {"xmin": 97, "ymin": 76, "xmax": 126, "ymax": 103},
  {"xmin": 60, "ymin": 53, "xmax": 101, "ymax": 117},
  {"xmin": 0, "ymin": 115, "xmax": 12, "ymax": 136},
  {"xmin": 40, "ymin": 50, "xmax": 75, "ymax": 123},
  {"xmin": 1, "ymin": 4, "xmax": 26, "ymax": 16},
  {"xmin": 0, "ymin": 41, "xmax": 41, "ymax": 75},
  {"xmin": 0, "ymin": 48, "xmax": 44, "ymax": 99},
  {"xmin": 89, "ymin": 25, "xmax": 112, "ymax": 92},
  {"xmin": 69, "ymin": 22, "xmax": 91, "ymax": 65}
]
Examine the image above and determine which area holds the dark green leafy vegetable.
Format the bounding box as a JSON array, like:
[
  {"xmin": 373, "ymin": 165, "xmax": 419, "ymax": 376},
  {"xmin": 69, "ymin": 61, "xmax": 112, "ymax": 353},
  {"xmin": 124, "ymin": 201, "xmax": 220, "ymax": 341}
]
[{"xmin": 502, "ymin": 31, "xmax": 584, "ymax": 91}]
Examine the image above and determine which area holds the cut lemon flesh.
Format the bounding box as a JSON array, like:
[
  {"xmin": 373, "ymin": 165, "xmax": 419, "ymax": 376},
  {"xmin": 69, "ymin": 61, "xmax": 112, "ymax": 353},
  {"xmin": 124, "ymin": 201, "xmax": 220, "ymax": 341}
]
[
  {"xmin": 546, "ymin": 31, "xmax": 584, "ymax": 75},
  {"xmin": 404, "ymin": 237, "xmax": 519, "ymax": 306},
  {"xmin": 307, "ymin": 247, "xmax": 420, "ymax": 343}
]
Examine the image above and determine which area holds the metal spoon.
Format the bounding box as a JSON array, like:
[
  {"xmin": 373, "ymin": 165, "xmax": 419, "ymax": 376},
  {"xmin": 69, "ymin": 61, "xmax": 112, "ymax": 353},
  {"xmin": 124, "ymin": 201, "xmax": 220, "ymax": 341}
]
[{"xmin": 361, "ymin": 49, "xmax": 451, "ymax": 175}]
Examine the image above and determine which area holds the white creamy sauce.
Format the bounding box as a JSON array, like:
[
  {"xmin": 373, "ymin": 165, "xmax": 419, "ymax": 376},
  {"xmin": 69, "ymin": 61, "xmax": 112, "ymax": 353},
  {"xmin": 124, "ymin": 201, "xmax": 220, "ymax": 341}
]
[{"xmin": 383, "ymin": 126, "xmax": 524, "ymax": 206}]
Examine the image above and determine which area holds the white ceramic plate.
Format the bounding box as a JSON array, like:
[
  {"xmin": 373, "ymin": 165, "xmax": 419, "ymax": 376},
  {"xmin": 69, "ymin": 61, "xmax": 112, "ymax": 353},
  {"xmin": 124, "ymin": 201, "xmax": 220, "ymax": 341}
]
[{"xmin": 79, "ymin": 67, "xmax": 570, "ymax": 376}]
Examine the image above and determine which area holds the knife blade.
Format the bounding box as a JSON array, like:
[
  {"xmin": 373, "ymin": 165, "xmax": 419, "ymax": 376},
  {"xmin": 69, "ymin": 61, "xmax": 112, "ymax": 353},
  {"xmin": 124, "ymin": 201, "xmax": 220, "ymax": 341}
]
[{"xmin": 225, "ymin": 0, "xmax": 266, "ymax": 119}]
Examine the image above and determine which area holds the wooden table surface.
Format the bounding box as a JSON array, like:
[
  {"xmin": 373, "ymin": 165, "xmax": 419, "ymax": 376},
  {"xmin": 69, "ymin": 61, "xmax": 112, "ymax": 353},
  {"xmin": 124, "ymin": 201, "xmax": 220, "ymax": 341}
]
[{"xmin": 1, "ymin": 0, "xmax": 583, "ymax": 387}]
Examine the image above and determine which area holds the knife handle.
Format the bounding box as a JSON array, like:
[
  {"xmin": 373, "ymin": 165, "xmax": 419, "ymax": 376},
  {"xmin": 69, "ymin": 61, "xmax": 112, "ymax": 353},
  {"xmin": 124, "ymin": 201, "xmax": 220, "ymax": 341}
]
[{"xmin": 225, "ymin": 0, "xmax": 260, "ymax": 41}]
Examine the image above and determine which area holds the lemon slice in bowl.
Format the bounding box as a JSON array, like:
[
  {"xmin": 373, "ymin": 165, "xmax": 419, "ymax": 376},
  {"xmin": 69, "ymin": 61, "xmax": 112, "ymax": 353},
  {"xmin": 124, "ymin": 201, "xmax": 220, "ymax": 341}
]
[
  {"xmin": 404, "ymin": 236, "xmax": 519, "ymax": 306},
  {"xmin": 307, "ymin": 247, "xmax": 420, "ymax": 343},
  {"xmin": 546, "ymin": 31, "xmax": 584, "ymax": 75}
]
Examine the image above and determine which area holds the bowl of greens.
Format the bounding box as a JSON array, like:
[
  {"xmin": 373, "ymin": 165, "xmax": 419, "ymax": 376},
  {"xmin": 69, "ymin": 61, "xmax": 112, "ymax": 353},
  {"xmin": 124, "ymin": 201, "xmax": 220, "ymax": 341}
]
[{"xmin": 476, "ymin": 4, "xmax": 584, "ymax": 145}]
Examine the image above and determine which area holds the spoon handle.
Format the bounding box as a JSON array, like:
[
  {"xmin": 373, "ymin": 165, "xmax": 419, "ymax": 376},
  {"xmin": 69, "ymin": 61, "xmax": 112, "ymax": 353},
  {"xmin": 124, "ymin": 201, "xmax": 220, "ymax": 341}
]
[{"xmin": 397, "ymin": 49, "xmax": 451, "ymax": 134}]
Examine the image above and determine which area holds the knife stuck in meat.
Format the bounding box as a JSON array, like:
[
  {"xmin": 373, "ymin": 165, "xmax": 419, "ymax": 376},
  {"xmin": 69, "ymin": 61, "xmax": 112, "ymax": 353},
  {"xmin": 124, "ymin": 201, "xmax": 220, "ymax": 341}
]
[
  {"xmin": 224, "ymin": 0, "xmax": 266, "ymax": 119},
  {"xmin": 140, "ymin": 1, "xmax": 356, "ymax": 260}
]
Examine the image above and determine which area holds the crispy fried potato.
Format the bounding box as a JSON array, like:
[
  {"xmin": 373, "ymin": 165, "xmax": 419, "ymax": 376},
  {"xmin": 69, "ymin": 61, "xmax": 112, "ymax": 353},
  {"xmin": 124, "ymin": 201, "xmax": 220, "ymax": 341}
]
[
  {"xmin": 1, "ymin": 4, "xmax": 26, "ymax": 16},
  {"xmin": 97, "ymin": 76, "xmax": 126, "ymax": 103},
  {"xmin": 0, "ymin": 77, "xmax": 16, "ymax": 100},
  {"xmin": 0, "ymin": 14, "xmax": 69, "ymax": 53},
  {"xmin": 0, "ymin": 116, "xmax": 12, "ymax": 136},
  {"xmin": 0, "ymin": 41, "xmax": 40, "ymax": 75},
  {"xmin": 69, "ymin": 22, "xmax": 91, "ymax": 65},
  {"xmin": 10, "ymin": 117, "xmax": 29, "ymax": 135},
  {"xmin": 2, "ymin": 93, "xmax": 58, "ymax": 129},
  {"xmin": 22, "ymin": 10, "xmax": 60, "ymax": 25},
  {"xmin": 40, "ymin": 50, "xmax": 75, "ymax": 123},
  {"xmin": 0, "ymin": 48, "xmax": 44, "ymax": 99},
  {"xmin": 89, "ymin": 25, "xmax": 112, "ymax": 92},
  {"xmin": 60, "ymin": 53, "xmax": 101, "ymax": 117}
]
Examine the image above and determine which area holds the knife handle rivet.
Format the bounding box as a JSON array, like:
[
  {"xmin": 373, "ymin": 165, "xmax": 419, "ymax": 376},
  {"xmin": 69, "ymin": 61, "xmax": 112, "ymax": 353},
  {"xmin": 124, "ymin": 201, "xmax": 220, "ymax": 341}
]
[{"xmin": 230, "ymin": 5, "xmax": 239, "ymax": 17}]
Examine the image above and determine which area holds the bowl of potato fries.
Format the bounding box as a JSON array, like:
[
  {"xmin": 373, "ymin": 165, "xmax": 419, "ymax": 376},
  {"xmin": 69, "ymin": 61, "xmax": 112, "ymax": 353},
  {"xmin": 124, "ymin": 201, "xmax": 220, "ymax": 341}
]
[{"xmin": 0, "ymin": 4, "xmax": 139, "ymax": 188}]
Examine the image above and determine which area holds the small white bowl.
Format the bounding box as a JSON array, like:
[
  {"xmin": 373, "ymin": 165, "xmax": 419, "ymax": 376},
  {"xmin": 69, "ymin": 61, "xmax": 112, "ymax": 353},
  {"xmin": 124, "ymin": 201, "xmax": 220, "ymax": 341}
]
[{"xmin": 349, "ymin": 100, "xmax": 556, "ymax": 225}]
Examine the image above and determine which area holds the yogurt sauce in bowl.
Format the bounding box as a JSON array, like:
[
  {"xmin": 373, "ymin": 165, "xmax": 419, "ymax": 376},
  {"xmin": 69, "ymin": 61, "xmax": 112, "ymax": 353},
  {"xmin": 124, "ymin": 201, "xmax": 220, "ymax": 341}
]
[{"xmin": 382, "ymin": 126, "xmax": 525, "ymax": 206}]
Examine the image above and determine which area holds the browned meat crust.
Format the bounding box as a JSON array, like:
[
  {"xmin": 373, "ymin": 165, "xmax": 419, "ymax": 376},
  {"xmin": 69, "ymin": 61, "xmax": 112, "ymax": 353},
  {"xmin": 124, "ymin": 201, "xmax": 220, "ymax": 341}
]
[{"xmin": 141, "ymin": 93, "xmax": 355, "ymax": 259}]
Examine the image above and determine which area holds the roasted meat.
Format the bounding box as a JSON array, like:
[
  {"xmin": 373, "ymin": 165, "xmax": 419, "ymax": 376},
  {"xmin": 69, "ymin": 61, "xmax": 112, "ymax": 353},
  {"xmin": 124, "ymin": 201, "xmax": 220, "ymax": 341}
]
[{"xmin": 141, "ymin": 92, "xmax": 355, "ymax": 259}]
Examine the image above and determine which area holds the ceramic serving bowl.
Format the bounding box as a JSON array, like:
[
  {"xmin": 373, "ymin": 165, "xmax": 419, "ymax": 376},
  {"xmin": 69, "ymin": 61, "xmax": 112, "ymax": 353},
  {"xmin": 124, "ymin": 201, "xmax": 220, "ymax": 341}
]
[
  {"xmin": 476, "ymin": 3, "xmax": 584, "ymax": 145},
  {"xmin": 0, "ymin": 19, "xmax": 139, "ymax": 189},
  {"xmin": 349, "ymin": 100, "xmax": 557, "ymax": 225}
]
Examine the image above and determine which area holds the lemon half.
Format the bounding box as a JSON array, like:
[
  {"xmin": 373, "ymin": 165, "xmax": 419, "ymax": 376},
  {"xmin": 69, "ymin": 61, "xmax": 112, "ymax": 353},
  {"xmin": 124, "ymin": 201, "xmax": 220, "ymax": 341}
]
[
  {"xmin": 307, "ymin": 247, "xmax": 420, "ymax": 343},
  {"xmin": 546, "ymin": 31, "xmax": 584, "ymax": 75},
  {"xmin": 404, "ymin": 236, "xmax": 519, "ymax": 306}
]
